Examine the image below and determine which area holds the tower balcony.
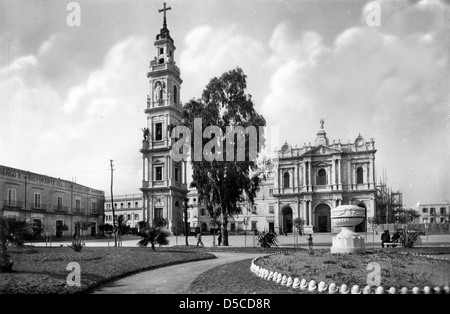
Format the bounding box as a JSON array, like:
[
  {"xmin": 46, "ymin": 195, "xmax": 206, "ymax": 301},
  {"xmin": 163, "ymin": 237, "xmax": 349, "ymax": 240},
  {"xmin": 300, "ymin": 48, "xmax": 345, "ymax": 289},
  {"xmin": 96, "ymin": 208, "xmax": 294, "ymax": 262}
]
[
  {"xmin": 141, "ymin": 180, "xmax": 188, "ymax": 192},
  {"xmin": 148, "ymin": 60, "xmax": 180, "ymax": 75}
]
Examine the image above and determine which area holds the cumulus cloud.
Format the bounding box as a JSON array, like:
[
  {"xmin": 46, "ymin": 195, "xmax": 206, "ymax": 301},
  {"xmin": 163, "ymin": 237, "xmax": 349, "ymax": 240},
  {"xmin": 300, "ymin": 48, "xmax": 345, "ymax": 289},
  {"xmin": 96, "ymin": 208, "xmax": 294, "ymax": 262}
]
[
  {"xmin": 179, "ymin": 25, "xmax": 267, "ymax": 102},
  {"xmin": 0, "ymin": 36, "xmax": 152, "ymax": 194},
  {"xmin": 259, "ymin": 0, "xmax": 449, "ymax": 204}
]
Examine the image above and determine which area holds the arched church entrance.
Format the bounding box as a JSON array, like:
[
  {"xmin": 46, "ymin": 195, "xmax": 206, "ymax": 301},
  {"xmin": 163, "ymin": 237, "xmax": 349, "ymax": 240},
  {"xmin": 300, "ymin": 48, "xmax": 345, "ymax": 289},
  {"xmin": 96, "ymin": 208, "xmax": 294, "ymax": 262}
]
[
  {"xmin": 281, "ymin": 206, "xmax": 293, "ymax": 233},
  {"xmin": 314, "ymin": 204, "xmax": 331, "ymax": 232}
]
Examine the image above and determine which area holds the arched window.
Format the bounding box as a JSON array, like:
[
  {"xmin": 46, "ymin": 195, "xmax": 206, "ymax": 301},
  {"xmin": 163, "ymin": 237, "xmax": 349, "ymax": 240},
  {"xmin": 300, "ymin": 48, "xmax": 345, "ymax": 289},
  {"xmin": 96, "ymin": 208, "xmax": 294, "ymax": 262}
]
[
  {"xmin": 317, "ymin": 169, "xmax": 327, "ymax": 185},
  {"xmin": 173, "ymin": 85, "xmax": 178, "ymax": 104},
  {"xmin": 283, "ymin": 172, "xmax": 290, "ymax": 188},
  {"xmin": 356, "ymin": 167, "xmax": 364, "ymax": 184}
]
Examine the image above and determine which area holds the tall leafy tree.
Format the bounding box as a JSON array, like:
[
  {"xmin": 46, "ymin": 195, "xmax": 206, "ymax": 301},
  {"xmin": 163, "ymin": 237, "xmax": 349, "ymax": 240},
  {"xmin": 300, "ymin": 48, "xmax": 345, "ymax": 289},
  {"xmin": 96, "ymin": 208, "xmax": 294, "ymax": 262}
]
[{"xmin": 179, "ymin": 68, "xmax": 266, "ymax": 246}]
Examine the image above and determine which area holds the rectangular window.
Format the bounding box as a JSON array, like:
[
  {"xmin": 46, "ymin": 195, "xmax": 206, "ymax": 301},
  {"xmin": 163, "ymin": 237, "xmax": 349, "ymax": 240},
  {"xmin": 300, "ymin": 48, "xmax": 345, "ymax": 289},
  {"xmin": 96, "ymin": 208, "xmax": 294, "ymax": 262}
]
[
  {"xmin": 7, "ymin": 188, "xmax": 16, "ymax": 206},
  {"xmin": 155, "ymin": 123, "xmax": 163, "ymax": 141},
  {"xmin": 422, "ymin": 208, "xmax": 428, "ymax": 213},
  {"xmin": 57, "ymin": 196, "xmax": 63, "ymax": 210},
  {"xmin": 269, "ymin": 189, "xmax": 273, "ymax": 196},
  {"xmin": 75, "ymin": 199, "xmax": 81, "ymax": 211},
  {"xmin": 230, "ymin": 223, "xmax": 236, "ymax": 231},
  {"xmin": 251, "ymin": 221, "xmax": 257, "ymax": 231},
  {"xmin": 440, "ymin": 207, "xmax": 446, "ymax": 214},
  {"xmin": 114, "ymin": 203, "xmax": 117, "ymax": 209},
  {"xmin": 155, "ymin": 208, "xmax": 163, "ymax": 219},
  {"xmin": 175, "ymin": 168, "xmax": 180, "ymax": 182},
  {"xmin": 269, "ymin": 205, "xmax": 274, "ymax": 214},
  {"xmin": 201, "ymin": 208, "xmax": 206, "ymax": 216},
  {"xmin": 155, "ymin": 166, "xmax": 163, "ymax": 181},
  {"xmin": 128, "ymin": 202, "xmax": 131, "ymax": 208},
  {"xmin": 430, "ymin": 218, "xmax": 435, "ymax": 223},
  {"xmin": 430, "ymin": 208, "xmax": 435, "ymax": 214},
  {"xmin": 120, "ymin": 203, "xmax": 124, "ymax": 209},
  {"xmin": 127, "ymin": 214, "xmax": 131, "ymax": 220},
  {"xmin": 34, "ymin": 193, "xmax": 41, "ymax": 209},
  {"xmin": 440, "ymin": 217, "xmax": 445, "ymax": 223},
  {"xmin": 159, "ymin": 47, "xmax": 164, "ymax": 55},
  {"xmin": 91, "ymin": 201, "xmax": 96, "ymax": 213},
  {"xmin": 135, "ymin": 214, "xmax": 139, "ymax": 220},
  {"xmin": 251, "ymin": 205, "xmax": 257, "ymax": 214},
  {"xmin": 135, "ymin": 202, "xmax": 138, "ymax": 207},
  {"xmin": 193, "ymin": 198, "xmax": 197, "ymax": 202}
]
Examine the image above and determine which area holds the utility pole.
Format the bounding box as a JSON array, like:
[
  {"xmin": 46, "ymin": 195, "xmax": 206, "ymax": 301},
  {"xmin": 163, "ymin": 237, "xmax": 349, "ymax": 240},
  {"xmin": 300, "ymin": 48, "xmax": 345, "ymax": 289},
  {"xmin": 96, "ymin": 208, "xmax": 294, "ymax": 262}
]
[
  {"xmin": 183, "ymin": 198, "xmax": 189, "ymax": 246},
  {"xmin": 110, "ymin": 160, "xmax": 117, "ymax": 247}
]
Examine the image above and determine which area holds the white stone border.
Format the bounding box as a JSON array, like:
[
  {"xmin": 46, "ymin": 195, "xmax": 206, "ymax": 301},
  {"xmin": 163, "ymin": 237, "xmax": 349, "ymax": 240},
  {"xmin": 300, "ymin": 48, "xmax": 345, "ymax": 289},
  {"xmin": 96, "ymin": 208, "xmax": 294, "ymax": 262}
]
[{"xmin": 250, "ymin": 251, "xmax": 450, "ymax": 294}]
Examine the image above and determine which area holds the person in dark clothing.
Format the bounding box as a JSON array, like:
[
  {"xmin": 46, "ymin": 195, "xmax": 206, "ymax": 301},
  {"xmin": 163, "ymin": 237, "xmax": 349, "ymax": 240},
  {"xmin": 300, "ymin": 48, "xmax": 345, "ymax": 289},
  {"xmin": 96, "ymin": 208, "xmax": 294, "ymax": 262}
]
[
  {"xmin": 381, "ymin": 230, "xmax": 391, "ymax": 248},
  {"xmin": 217, "ymin": 230, "xmax": 222, "ymax": 246},
  {"xmin": 391, "ymin": 231, "xmax": 400, "ymax": 243},
  {"xmin": 308, "ymin": 234, "xmax": 313, "ymax": 252}
]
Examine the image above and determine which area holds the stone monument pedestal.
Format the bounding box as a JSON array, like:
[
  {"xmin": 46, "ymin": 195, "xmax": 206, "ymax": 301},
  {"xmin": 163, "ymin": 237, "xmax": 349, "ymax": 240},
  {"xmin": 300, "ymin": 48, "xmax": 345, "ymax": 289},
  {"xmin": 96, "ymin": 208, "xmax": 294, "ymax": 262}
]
[{"xmin": 330, "ymin": 205, "xmax": 366, "ymax": 254}]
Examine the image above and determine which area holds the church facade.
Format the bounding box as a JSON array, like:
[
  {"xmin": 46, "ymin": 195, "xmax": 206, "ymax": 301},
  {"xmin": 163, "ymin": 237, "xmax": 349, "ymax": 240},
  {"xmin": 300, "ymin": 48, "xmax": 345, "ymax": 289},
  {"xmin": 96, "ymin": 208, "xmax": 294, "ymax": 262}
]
[
  {"xmin": 270, "ymin": 121, "xmax": 377, "ymax": 233},
  {"xmin": 139, "ymin": 6, "xmax": 189, "ymax": 234}
]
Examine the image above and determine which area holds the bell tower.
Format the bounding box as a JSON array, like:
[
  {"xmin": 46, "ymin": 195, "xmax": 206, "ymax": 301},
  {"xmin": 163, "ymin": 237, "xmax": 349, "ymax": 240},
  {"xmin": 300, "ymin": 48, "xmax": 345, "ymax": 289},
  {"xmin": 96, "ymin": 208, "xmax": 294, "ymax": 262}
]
[{"xmin": 140, "ymin": 2, "xmax": 188, "ymax": 234}]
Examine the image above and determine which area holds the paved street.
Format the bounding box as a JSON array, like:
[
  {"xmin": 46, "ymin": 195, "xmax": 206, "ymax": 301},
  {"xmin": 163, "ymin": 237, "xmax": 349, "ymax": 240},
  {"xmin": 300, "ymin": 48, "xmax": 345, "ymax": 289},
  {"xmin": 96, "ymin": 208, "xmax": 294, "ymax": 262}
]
[{"xmin": 28, "ymin": 233, "xmax": 450, "ymax": 248}]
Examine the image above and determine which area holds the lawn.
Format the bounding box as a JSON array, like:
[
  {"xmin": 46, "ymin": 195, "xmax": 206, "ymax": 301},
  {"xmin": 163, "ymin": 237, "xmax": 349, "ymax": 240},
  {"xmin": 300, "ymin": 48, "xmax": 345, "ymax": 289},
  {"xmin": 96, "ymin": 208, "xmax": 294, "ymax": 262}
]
[
  {"xmin": 189, "ymin": 248, "xmax": 450, "ymax": 294},
  {"xmin": 255, "ymin": 249, "xmax": 450, "ymax": 288},
  {"xmin": 0, "ymin": 246, "xmax": 215, "ymax": 294}
]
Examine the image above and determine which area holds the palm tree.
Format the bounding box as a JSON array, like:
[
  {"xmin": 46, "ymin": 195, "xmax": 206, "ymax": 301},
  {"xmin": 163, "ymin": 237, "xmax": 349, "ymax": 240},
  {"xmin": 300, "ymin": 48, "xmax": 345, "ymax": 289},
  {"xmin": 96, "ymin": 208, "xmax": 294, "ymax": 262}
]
[
  {"xmin": 137, "ymin": 227, "xmax": 170, "ymax": 251},
  {"xmin": 115, "ymin": 215, "xmax": 130, "ymax": 246},
  {"xmin": 74, "ymin": 220, "xmax": 94, "ymax": 245},
  {"xmin": 0, "ymin": 216, "xmax": 32, "ymax": 272}
]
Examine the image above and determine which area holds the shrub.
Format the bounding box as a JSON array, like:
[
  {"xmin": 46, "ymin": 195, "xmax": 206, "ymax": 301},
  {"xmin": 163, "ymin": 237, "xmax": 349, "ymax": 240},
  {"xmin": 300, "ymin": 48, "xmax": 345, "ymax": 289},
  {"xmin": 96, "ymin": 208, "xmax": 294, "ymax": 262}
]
[
  {"xmin": 68, "ymin": 238, "xmax": 85, "ymax": 252},
  {"xmin": 256, "ymin": 231, "xmax": 278, "ymax": 248},
  {"xmin": 0, "ymin": 216, "xmax": 32, "ymax": 272},
  {"xmin": 395, "ymin": 228, "xmax": 422, "ymax": 248}
]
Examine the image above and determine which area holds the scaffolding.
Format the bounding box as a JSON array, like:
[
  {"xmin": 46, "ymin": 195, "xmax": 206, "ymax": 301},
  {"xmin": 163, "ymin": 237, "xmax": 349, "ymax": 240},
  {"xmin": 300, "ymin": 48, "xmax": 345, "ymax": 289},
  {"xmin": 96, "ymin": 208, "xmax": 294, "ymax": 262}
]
[{"xmin": 375, "ymin": 170, "xmax": 403, "ymax": 224}]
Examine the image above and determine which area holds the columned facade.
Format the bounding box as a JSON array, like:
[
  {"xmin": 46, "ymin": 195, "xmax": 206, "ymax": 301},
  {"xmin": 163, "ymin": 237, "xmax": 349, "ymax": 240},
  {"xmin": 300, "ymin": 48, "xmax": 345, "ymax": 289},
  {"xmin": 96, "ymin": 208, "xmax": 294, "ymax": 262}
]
[{"xmin": 271, "ymin": 120, "xmax": 377, "ymax": 233}]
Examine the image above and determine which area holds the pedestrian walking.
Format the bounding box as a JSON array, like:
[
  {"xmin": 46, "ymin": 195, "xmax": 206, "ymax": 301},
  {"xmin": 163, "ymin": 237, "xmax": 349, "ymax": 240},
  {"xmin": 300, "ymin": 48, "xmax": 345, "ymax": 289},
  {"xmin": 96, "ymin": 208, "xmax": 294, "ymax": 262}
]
[
  {"xmin": 217, "ymin": 229, "xmax": 222, "ymax": 246},
  {"xmin": 308, "ymin": 234, "xmax": 313, "ymax": 252},
  {"xmin": 196, "ymin": 231, "xmax": 204, "ymax": 247}
]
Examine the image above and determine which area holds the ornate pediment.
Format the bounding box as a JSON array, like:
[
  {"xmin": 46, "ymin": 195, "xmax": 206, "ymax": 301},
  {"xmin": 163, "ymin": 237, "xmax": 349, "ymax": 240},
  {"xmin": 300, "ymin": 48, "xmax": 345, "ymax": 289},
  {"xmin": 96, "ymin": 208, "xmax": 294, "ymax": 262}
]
[
  {"xmin": 153, "ymin": 158, "xmax": 165, "ymax": 164},
  {"xmin": 303, "ymin": 145, "xmax": 341, "ymax": 156},
  {"xmin": 312, "ymin": 161, "xmax": 332, "ymax": 167}
]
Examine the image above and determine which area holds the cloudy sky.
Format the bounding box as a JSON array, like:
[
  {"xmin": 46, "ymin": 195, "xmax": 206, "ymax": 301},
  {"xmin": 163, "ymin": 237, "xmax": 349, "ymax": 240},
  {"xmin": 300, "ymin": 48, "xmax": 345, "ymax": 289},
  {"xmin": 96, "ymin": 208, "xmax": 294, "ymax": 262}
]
[{"xmin": 0, "ymin": 0, "xmax": 448, "ymax": 207}]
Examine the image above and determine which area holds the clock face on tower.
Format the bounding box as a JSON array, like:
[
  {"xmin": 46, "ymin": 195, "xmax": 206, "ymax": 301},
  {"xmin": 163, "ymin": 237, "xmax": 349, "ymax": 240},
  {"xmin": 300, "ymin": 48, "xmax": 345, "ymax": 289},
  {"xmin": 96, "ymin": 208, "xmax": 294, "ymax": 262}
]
[{"xmin": 355, "ymin": 137, "xmax": 365, "ymax": 148}]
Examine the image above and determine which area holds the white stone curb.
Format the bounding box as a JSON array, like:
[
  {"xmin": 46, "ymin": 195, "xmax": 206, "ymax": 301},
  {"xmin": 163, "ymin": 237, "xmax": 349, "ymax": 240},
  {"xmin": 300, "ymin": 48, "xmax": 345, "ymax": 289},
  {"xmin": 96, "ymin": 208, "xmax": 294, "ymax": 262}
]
[{"xmin": 250, "ymin": 251, "xmax": 450, "ymax": 294}]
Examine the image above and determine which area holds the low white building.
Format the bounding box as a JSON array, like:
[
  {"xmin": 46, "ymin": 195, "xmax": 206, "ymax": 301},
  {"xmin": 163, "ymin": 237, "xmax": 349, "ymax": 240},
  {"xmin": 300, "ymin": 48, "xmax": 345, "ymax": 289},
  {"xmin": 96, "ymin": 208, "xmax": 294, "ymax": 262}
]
[
  {"xmin": 104, "ymin": 194, "xmax": 143, "ymax": 228},
  {"xmin": 418, "ymin": 202, "xmax": 449, "ymax": 224}
]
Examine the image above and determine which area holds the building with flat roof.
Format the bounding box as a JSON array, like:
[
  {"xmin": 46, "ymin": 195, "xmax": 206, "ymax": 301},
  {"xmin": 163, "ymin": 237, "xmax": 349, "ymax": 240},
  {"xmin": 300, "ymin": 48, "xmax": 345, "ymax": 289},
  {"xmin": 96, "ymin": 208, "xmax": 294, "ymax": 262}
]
[
  {"xmin": 0, "ymin": 165, "xmax": 105, "ymax": 237},
  {"xmin": 418, "ymin": 202, "xmax": 449, "ymax": 224},
  {"xmin": 104, "ymin": 194, "xmax": 143, "ymax": 228}
]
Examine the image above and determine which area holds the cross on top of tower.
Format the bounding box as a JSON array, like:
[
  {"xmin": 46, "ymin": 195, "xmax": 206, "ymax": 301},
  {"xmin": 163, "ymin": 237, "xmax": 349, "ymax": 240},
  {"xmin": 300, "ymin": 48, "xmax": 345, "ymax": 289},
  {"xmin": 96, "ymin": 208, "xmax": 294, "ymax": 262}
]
[{"xmin": 158, "ymin": 2, "xmax": 172, "ymax": 30}]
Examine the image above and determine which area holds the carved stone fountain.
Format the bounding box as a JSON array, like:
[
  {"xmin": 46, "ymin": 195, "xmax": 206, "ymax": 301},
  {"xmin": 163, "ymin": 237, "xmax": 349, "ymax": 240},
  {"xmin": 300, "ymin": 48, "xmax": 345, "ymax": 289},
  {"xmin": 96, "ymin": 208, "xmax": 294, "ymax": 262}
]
[{"xmin": 330, "ymin": 205, "xmax": 366, "ymax": 254}]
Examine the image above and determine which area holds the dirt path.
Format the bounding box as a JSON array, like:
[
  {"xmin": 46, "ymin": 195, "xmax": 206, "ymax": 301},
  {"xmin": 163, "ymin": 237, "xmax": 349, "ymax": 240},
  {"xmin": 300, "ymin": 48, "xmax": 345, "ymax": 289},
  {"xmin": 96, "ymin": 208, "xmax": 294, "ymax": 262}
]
[{"xmin": 91, "ymin": 252, "xmax": 261, "ymax": 294}]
